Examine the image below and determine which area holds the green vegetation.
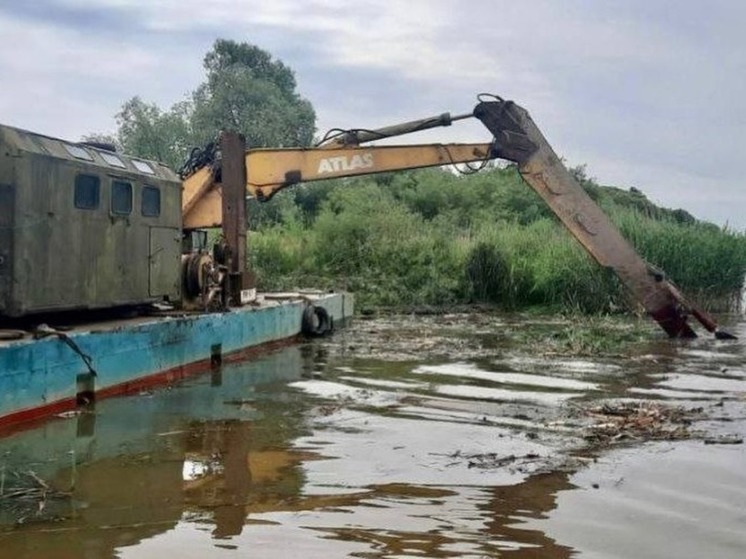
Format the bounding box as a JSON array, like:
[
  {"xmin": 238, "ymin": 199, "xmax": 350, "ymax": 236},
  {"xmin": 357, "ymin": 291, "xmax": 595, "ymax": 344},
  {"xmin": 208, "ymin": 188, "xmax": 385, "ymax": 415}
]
[
  {"xmin": 95, "ymin": 40, "xmax": 746, "ymax": 315},
  {"xmin": 249, "ymin": 166, "xmax": 746, "ymax": 313},
  {"xmin": 86, "ymin": 40, "xmax": 315, "ymax": 169}
]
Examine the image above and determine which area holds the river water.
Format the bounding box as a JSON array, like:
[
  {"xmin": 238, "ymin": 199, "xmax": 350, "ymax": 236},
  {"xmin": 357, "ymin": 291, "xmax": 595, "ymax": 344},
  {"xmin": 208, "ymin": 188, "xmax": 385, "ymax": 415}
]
[{"xmin": 0, "ymin": 313, "xmax": 744, "ymax": 558}]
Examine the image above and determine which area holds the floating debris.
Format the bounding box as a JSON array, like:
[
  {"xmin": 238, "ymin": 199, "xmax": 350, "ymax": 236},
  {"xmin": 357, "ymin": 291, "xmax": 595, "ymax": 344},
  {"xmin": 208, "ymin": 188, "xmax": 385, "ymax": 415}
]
[
  {"xmin": 703, "ymin": 434, "xmax": 743, "ymax": 445},
  {"xmin": 0, "ymin": 469, "xmax": 72, "ymax": 527},
  {"xmin": 583, "ymin": 401, "xmax": 701, "ymax": 445},
  {"xmin": 463, "ymin": 452, "xmax": 542, "ymax": 470}
]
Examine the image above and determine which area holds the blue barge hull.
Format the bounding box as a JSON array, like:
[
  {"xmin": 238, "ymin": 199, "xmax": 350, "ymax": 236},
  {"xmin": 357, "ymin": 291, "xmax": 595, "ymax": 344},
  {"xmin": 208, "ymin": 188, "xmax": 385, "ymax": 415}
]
[{"xmin": 0, "ymin": 292, "xmax": 353, "ymax": 428}]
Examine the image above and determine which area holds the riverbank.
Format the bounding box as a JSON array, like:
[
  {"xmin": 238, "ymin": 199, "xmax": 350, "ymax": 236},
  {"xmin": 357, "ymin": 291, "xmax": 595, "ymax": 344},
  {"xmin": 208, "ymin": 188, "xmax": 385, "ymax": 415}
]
[{"xmin": 248, "ymin": 167, "xmax": 746, "ymax": 314}]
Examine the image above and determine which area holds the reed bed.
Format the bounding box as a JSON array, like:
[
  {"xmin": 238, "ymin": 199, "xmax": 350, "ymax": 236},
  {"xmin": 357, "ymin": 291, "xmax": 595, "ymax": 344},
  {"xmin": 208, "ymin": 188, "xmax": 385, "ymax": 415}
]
[{"xmin": 248, "ymin": 168, "xmax": 746, "ymax": 313}]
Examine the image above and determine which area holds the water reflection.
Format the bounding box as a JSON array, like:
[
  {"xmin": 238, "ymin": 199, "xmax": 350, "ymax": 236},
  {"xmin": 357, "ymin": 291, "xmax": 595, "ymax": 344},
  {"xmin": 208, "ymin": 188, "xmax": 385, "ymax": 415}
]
[
  {"xmin": 0, "ymin": 315, "xmax": 743, "ymax": 558},
  {"xmin": 0, "ymin": 347, "xmax": 311, "ymax": 557}
]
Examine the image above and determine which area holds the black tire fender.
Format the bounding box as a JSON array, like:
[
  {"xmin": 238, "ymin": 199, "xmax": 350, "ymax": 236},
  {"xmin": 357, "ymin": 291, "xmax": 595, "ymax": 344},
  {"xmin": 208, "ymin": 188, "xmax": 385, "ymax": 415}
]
[{"xmin": 301, "ymin": 305, "xmax": 332, "ymax": 337}]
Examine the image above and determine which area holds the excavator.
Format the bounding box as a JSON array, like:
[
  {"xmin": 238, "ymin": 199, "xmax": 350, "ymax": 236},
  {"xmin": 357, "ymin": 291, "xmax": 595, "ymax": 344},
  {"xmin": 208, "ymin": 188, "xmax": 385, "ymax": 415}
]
[{"xmin": 179, "ymin": 93, "xmax": 735, "ymax": 340}]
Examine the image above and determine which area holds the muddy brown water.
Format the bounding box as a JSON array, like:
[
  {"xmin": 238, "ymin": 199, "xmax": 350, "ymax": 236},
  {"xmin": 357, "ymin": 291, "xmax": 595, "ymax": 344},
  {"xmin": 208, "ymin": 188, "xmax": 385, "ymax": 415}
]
[{"xmin": 0, "ymin": 313, "xmax": 744, "ymax": 558}]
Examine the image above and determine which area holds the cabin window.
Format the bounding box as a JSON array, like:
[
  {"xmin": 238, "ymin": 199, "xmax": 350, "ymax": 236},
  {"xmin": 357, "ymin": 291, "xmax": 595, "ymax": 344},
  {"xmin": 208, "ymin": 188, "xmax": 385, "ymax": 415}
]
[
  {"xmin": 74, "ymin": 174, "xmax": 100, "ymax": 210},
  {"xmin": 111, "ymin": 180, "xmax": 133, "ymax": 215},
  {"xmin": 132, "ymin": 160, "xmax": 154, "ymax": 175},
  {"xmin": 100, "ymin": 152, "xmax": 126, "ymax": 169},
  {"xmin": 64, "ymin": 144, "xmax": 93, "ymax": 161},
  {"xmin": 141, "ymin": 186, "xmax": 161, "ymax": 217}
]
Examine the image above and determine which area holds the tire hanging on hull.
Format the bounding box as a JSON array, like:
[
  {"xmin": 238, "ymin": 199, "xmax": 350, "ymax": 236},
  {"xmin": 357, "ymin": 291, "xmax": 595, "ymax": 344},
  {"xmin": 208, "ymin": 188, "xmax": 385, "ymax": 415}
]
[{"xmin": 301, "ymin": 305, "xmax": 332, "ymax": 337}]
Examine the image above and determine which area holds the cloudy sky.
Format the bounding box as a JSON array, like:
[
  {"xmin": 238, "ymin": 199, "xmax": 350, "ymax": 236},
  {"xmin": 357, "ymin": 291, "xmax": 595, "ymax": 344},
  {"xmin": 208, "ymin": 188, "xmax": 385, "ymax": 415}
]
[{"xmin": 1, "ymin": 0, "xmax": 744, "ymax": 229}]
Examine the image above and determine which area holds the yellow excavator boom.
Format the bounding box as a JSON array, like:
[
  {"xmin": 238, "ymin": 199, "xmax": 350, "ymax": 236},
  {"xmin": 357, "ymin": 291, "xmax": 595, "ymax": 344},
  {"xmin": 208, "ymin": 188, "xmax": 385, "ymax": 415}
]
[
  {"xmin": 245, "ymin": 143, "xmax": 495, "ymax": 201},
  {"xmin": 179, "ymin": 94, "xmax": 735, "ymax": 340}
]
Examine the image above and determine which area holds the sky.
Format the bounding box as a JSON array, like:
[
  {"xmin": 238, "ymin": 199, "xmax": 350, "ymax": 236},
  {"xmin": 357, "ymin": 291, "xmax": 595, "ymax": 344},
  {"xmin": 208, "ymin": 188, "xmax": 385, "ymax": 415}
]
[{"xmin": 0, "ymin": 0, "xmax": 744, "ymax": 229}]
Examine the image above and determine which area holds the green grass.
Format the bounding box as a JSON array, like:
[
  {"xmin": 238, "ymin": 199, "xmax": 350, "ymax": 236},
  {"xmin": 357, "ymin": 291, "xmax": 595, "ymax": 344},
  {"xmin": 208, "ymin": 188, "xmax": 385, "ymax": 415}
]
[{"xmin": 247, "ymin": 167, "xmax": 746, "ymax": 313}]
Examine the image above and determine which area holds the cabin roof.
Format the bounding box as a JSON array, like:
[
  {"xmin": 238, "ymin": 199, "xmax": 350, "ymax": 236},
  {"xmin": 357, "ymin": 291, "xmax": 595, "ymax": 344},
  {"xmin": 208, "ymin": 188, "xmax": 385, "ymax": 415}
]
[{"xmin": 0, "ymin": 123, "xmax": 180, "ymax": 183}]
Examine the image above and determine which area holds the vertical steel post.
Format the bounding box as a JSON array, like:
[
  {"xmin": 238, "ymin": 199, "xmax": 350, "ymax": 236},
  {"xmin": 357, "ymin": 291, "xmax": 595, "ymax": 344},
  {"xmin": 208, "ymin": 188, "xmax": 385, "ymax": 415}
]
[{"xmin": 220, "ymin": 131, "xmax": 248, "ymax": 306}]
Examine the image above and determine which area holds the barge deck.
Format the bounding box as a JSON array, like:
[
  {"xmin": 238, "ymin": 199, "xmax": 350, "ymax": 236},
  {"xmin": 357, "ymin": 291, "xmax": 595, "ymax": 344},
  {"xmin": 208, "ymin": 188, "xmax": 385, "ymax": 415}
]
[{"xmin": 0, "ymin": 291, "xmax": 353, "ymax": 429}]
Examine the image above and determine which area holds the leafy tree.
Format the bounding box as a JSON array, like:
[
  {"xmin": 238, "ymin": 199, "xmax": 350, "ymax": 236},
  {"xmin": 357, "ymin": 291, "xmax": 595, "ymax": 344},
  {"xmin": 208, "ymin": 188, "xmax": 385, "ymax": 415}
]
[
  {"xmin": 191, "ymin": 39, "xmax": 315, "ymax": 148},
  {"xmin": 203, "ymin": 39, "xmax": 298, "ymax": 96},
  {"xmin": 111, "ymin": 40, "xmax": 315, "ymax": 170},
  {"xmin": 115, "ymin": 97, "xmax": 191, "ymax": 169}
]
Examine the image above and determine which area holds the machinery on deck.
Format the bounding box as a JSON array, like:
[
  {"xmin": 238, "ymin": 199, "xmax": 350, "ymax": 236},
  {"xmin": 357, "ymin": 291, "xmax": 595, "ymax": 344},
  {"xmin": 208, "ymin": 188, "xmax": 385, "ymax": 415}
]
[
  {"xmin": 0, "ymin": 93, "xmax": 732, "ymax": 338},
  {"xmin": 181, "ymin": 94, "xmax": 733, "ymax": 339}
]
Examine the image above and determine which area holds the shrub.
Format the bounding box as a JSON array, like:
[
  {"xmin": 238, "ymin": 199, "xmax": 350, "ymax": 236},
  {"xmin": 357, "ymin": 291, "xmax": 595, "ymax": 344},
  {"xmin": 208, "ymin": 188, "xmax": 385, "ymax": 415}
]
[{"xmin": 248, "ymin": 168, "xmax": 746, "ymax": 313}]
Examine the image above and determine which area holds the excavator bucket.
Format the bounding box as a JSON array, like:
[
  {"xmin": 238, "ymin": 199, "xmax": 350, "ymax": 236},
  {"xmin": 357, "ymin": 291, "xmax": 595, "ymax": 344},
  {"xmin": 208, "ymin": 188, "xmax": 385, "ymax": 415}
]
[{"xmin": 474, "ymin": 97, "xmax": 733, "ymax": 339}]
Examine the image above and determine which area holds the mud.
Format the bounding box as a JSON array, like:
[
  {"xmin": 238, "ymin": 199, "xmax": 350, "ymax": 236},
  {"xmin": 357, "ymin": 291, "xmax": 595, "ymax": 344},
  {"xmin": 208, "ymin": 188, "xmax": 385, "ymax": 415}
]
[{"xmin": 0, "ymin": 312, "xmax": 744, "ymax": 558}]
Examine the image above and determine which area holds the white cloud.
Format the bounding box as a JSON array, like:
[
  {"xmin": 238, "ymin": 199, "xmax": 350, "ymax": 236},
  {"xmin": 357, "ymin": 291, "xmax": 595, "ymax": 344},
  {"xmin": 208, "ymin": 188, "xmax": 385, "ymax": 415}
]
[{"xmin": 0, "ymin": 12, "xmax": 162, "ymax": 137}]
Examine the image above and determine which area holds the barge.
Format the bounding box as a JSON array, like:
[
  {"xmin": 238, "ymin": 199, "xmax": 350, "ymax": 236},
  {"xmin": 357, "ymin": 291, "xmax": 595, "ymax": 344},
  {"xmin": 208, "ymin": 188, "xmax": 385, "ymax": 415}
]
[
  {"xmin": 0, "ymin": 121, "xmax": 352, "ymax": 429},
  {"xmin": 0, "ymin": 292, "xmax": 352, "ymax": 428}
]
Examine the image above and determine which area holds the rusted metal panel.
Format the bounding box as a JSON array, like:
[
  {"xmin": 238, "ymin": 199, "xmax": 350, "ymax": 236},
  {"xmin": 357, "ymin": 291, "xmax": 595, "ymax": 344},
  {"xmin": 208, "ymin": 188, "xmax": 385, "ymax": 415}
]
[
  {"xmin": 149, "ymin": 226, "xmax": 182, "ymax": 297},
  {"xmin": 0, "ymin": 183, "xmax": 14, "ymax": 314}
]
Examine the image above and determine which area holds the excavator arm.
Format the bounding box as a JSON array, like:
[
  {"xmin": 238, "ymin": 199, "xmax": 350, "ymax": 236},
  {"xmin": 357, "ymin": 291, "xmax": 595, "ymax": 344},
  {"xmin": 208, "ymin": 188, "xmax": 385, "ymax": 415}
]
[
  {"xmin": 180, "ymin": 95, "xmax": 735, "ymax": 339},
  {"xmin": 475, "ymin": 99, "xmax": 707, "ymax": 338},
  {"xmin": 182, "ymin": 143, "xmax": 495, "ymax": 226}
]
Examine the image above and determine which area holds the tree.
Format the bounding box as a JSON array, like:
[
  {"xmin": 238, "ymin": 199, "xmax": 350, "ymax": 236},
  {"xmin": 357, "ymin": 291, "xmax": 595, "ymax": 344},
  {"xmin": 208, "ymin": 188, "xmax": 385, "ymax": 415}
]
[
  {"xmin": 111, "ymin": 40, "xmax": 316, "ymax": 170},
  {"xmin": 115, "ymin": 97, "xmax": 191, "ymax": 170},
  {"xmin": 203, "ymin": 39, "xmax": 298, "ymax": 95},
  {"xmin": 190, "ymin": 40, "xmax": 315, "ymax": 148}
]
